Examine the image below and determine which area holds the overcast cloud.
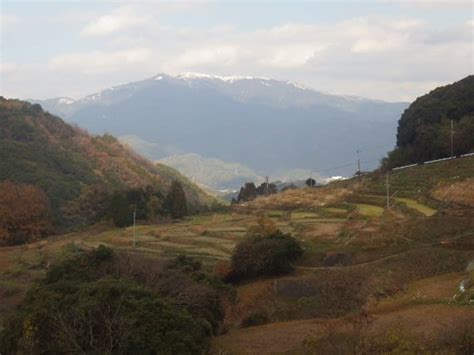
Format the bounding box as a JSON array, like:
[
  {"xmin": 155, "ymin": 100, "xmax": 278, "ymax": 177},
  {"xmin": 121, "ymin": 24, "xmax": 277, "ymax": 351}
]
[{"xmin": 1, "ymin": 1, "xmax": 472, "ymax": 101}]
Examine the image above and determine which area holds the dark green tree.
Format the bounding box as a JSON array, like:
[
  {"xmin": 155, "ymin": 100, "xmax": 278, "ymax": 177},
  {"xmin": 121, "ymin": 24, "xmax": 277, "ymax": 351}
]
[
  {"xmin": 256, "ymin": 182, "xmax": 277, "ymax": 195},
  {"xmin": 0, "ymin": 246, "xmax": 230, "ymax": 353},
  {"xmin": 384, "ymin": 75, "xmax": 474, "ymax": 168},
  {"xmin": 236, "ymin": 182, "xmax": 257, "ymax": 203},
  {"xmin": 108, "ymin": 192, "xmax": 134, "ymax": 227},
  {"xmin": 306, "ymin": 178, "xmax": 316, "ymax": 187},
  {"xmin": 229, "ymin": 230, "xmax": 303, "ymax": 281},
  {"xmin": 164, "ymin": 180, "xmax": 188, "ymax": 219}
]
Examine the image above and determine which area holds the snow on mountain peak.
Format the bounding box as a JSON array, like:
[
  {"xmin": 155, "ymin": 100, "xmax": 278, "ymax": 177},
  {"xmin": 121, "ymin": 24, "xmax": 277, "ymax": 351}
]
[
  {"xmin": 288, "ymin": 81, "xmax": 310, "ymax": 91},
  {"xmin": 177, "ymin": 72, "xmax": 269, "ymax": 83},
  {"xmin": 57, "ymin": 97, "xmax": 75, "ymax": 105}
]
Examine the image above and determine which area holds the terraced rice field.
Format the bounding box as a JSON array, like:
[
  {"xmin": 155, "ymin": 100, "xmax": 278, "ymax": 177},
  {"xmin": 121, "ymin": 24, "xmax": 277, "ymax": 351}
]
[
  {"xmin": 353, "ymin": 203, "xmax": 384, "ymax": 217},
  {"xmin": 394, "ymin": 197, "xmax": 437, "ymax": 216}
]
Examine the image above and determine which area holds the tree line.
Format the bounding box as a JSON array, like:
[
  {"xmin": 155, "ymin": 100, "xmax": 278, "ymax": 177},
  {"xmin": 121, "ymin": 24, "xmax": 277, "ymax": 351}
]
[{"xmin": 0, "ymin": 179, "xmax": 188, "ymax": 246}]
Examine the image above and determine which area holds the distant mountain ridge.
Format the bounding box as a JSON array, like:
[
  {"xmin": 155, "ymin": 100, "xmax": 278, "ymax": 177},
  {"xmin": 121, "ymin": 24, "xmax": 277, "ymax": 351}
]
[
  {"xmin": 31, "ymin": 72, "xmax": 408, "ymax": 181},
  {"xmin": 33, "ymin": 72, "xmax": 403, "ymax": 115}
]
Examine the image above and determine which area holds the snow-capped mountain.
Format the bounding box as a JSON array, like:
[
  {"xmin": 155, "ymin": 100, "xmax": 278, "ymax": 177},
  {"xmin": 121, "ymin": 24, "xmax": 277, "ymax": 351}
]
[
  {"xmin": 31, "ymin": 72, "xmax": 408, "ymax": 182},
  {"xmin": 35, "ymin": 73, "xmax": 398, "ymax": 117}
]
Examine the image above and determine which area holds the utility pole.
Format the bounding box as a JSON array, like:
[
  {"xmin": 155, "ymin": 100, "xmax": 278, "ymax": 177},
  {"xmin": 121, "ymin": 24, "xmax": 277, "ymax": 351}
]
[
  {"xmin": 356, "ymin": 149, "xmax": 361, "ymax": 182},
  {"xmin": 450, "ymin": 119, "xmax": 455, "ymax": 157},
  {"xmin": 133, "ymin": 208, "xmax": 136, "ymax": 248},
  {"xmin": 386, "ymin": 173, "xmax": 390, "ymax": 209},
  {"xmin": 265, "ymin": 176, "xmax": 269, "ymax": 195}
]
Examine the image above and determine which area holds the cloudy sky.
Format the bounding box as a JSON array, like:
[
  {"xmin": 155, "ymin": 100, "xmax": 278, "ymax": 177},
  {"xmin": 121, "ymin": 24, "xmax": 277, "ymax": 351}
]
[{"xmin": 1, "ymin": 0, "xmax": 473, "ymax": 101}]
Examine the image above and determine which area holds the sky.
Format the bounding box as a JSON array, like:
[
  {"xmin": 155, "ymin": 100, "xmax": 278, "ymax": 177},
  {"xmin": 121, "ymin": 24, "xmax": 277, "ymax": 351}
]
[{"xmin": 1, "ymin": 0, "xmax": 473, "ymax": 101}]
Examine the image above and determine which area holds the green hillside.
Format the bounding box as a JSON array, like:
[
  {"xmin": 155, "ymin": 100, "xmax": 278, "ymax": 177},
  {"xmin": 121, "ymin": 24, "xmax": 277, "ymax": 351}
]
[
  {"xmin": 0, "ymin": 98, "xmax": 216, "ymax": 232},
  {"xmin": 158, "ymin": 153, "xmax": 260, "ymax": 190},
  {"xmin": 384, "ymin": 75, "xmax": 474, "ymax": 169}
]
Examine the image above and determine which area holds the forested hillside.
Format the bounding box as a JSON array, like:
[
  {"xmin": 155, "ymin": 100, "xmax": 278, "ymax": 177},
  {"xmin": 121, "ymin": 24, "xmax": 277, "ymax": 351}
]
[
  {"xmin": 0, "ymin": 98, "xmax": 215, "ymax": 243},
  {"xmin": 384, "ymin": 76, "xmax": 474, "ymax": 168}
]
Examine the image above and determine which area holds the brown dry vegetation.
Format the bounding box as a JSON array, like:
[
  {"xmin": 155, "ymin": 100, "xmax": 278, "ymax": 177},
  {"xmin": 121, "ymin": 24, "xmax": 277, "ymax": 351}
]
[
  {"xmin": 212, "ymin": 305, "xmax": 474, "ymax": 354},
  {"xmin": 233, "ymin": 187, "xmax": 351, "ymax": 211},
  {"xmin": 431, "ymin": 178, "xmax": 474, "ymax": 207}
]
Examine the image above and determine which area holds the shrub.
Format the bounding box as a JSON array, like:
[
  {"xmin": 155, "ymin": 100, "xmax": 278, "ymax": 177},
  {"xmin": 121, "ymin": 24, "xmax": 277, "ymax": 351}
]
[
  {"xmin": 229, "ymin": 230, "xmax": 303, "ymax": 281},
  {"xmin": 0, "ymin": 278, "xmax": 208, "ymax": 354},
  {"xmin": 0, "ymin": 246, "xmax": 231, "ymax": 353}
]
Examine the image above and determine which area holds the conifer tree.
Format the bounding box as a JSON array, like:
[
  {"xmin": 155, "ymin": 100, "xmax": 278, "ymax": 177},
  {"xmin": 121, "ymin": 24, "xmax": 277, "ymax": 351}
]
[{"xmin": 164, "ymin": 180, "xmax": 188, "ymax": 219}]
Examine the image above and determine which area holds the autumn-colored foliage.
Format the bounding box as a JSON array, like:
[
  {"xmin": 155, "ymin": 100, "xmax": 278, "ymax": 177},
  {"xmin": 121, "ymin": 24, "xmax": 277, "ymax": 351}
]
[
  {"xmin": 0, "ymin": 181, "xmax": 51, "ymax": 245},
  {"xmin": 248, "ymin": 215, "xmax": 279, "ymax": 237},
  {"xmin": 0, "ymin": 97, "xmax": 215, "ymax": 241}
]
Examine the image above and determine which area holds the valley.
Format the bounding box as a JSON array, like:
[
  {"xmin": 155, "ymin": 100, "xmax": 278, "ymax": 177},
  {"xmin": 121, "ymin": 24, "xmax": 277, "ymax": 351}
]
[
  {"xmin": 2, "ymin": 2, "xmax": 473, "ymax": 352},
  {"xmin": 1, "ymin": 155, "xmax": 473, "ymax": 353},
  {"xmin": 31, "ymin": 73, "xmax": 407, "ymax": 190}
]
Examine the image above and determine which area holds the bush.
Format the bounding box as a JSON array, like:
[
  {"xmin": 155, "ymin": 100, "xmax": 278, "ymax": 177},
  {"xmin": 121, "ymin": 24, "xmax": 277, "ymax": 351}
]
[
  {"xmin": 229, "ymin": 230, "xmax": 303, "ymax": 281},
  {"xmin": 0, "ymin": 246, "xmax": 230, "ymax": 353},
  {"xmin": 0, "ymin": 278, "xmax": 208, "ymax": 354}
]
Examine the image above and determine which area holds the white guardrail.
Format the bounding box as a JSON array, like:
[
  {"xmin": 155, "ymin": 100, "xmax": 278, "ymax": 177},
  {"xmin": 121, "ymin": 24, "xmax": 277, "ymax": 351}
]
[{"xmin": 392, "ymin": 152, "xmax": 474, "ymax": 171}]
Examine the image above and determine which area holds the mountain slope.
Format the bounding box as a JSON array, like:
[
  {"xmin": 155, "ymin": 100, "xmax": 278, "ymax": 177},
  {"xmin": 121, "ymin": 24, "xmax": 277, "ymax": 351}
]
[
  {"xmin": 158, "ymin": 153, "xmax": 261, "ymax": 191},
  {"xmin": 0, "ymin": 97, "xmax": 215, "ymax": 229},
  {"xmin": 385, "ymin": 75, "xmax": 474, "ymax": 168},
  {"xmin": 32, "ymin": 73, "xmax": 408, "ymax": 177}
]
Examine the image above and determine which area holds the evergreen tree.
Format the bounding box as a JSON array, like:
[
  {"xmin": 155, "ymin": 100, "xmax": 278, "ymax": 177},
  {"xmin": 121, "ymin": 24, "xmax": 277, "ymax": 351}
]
[
  {"xmin": 164, "ymin": 180, "xmax": 188, "ymax": 219},
  {"xmin": 306, "ymin": 178, "xmax": 316, "ymax": 187},
  {"xmin": 108, "ymin": 192, "xmax": 133, "ymax": 227},
  {"xmin": 236, "ymin": 182, "xmax": 257, "ymax": 203}
]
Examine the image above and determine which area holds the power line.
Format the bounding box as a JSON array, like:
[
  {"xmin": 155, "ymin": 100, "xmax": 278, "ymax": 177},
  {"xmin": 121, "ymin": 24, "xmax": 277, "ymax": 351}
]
[
  {"xmin": 133, "ymin": 209, "xmax": 136, "ymax": 248},
  {"xmin": 450, "ymin": 119, "xmax": 455, "ymax": 158},
  {"xmin": 313, "ymin": 157, "xmax": 381, "ymax": 175},
  {"xmin": 356, "ymin": 149, "xmax": 362, "ymax": 182}
]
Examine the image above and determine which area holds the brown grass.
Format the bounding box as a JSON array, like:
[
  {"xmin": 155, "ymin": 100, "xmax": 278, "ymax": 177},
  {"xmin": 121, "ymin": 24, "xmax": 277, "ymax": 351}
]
[
  {"xmin": 233, "ymin": 188, "xmax": 351, "ymax": 211},
  {"xmin": 431, "ymin": 178, "xmax": 474, "ymax": 207},
  {"xmin": 211, "ymin": 304, "xmax": 474, "ymax": 354}
]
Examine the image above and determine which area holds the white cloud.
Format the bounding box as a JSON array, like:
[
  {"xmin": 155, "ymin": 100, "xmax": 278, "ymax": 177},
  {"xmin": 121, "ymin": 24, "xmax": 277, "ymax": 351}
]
[
  {"xmin": 49, "ymin": 48, "xmax": 152, "ymax": 74},
  {"xmin": 0, "ymin": 13, "xmax": 19, "ymax": 27},
  {"xmin": 351, "ymin": 38, "xmax": 403, "ymax": 53},
  {"xmin": 173, "ymin": 46, "xmax": 239, "ymax": 68},
  {"xmin": 0, "ymin": 62, "xmax": 17, "ymax": 73},
  {"xmin": 81, "ymin": 6, "xmax": 150, "ymax": 37},
  {"xmin": 260, "ymin": 45, "xmax": 326, "ymax": 68},
  {"xmin": 2, "ymin": 5, "xmax": 472, "ymax": 102}
]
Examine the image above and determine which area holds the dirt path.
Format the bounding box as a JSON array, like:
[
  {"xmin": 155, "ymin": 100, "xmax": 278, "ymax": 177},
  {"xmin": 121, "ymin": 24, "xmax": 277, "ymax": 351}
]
[{"xmin": 293, "ymin": 249, "xmax": 413, "ymax": 271}]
